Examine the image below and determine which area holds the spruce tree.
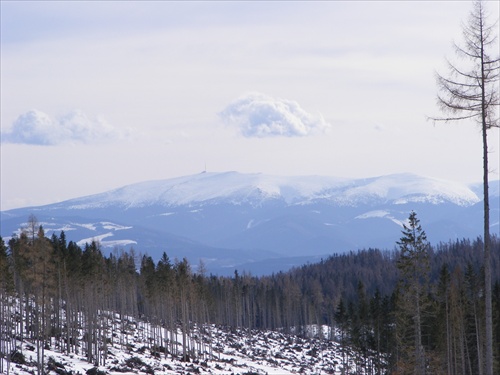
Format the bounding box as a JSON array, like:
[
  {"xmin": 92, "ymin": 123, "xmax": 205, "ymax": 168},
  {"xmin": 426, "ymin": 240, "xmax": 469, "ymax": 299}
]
[{"xmin": 396, "ymin": 211, "xmax": 430, "ymax": 374}]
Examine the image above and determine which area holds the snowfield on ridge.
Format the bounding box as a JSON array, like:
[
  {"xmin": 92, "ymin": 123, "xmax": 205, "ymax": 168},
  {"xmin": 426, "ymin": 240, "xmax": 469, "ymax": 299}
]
[{"xmin": 53, "ymin": 171, "xmax": 480, "ymax": 209}]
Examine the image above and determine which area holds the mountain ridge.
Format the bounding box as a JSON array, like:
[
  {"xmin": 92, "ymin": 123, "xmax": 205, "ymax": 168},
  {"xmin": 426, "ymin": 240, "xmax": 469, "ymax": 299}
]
[
  {"xmin": 1, "ymin": 171, "xmax": 498, "ymax": 275},
  {"xmin": 23, "ymin": 171, "xmax": 482, "ymax": 210}
]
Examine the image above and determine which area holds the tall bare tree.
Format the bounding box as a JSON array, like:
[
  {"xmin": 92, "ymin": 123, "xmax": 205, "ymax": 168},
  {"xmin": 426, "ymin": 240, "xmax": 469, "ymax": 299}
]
[{"xmin": 430, "ymin": 2, "xmax": 499, "ymax": 374}]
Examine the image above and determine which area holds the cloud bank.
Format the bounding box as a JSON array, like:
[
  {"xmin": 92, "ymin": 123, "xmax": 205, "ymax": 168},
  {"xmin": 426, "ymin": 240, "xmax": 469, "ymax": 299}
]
[
  {"xmin": 220, "ymin": 93, "xmax": 330, "ymax": 138},
  {"xmin": 2, "ymin": 109, "xmax": 126, "ymax": 145}
]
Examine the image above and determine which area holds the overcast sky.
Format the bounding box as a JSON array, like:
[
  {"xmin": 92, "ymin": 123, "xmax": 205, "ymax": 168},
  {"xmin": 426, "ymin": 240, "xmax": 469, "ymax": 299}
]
[{"xmin": 1, "ymin": 1, "xmax": 499, "ymax": 211}]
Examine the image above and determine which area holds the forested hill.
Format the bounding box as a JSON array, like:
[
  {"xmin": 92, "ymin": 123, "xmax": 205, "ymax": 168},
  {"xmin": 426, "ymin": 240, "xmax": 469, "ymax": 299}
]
[
  {"xmin": 288, "ymin": 236, "xmax": 500, "ymax": 302},
  {"xmin": 1, "ymin": 214, "xmax": 499, "ymax": 374}
]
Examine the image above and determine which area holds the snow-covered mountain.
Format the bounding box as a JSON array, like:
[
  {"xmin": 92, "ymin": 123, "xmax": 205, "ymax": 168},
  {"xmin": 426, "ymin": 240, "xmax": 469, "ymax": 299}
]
[
  {"xmin": 1, "ymin": 171, "xmax": 498, "ymax": 275},
  {"xmin": 37, "ymin": 171, "xmax": 480, "ymax": 208}
]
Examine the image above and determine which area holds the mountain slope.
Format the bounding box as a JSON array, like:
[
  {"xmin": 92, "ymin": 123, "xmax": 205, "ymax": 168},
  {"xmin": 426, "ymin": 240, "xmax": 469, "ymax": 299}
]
[
  {"xmin": 1, "ymin": 306, "xmax": 368, "ymax": 375},
  {"xmin": 34, "ymin": 171, "xmax": 480, "ymax": 208},
  {"xmin": 1, "ymin": 171, "xmax": 495, "ymax": 275}
]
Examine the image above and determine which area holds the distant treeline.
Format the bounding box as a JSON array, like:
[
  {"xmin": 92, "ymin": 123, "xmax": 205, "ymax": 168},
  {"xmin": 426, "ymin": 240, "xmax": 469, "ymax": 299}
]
[{"xmin": 0, "ymin": 214, "xmax": 499, "ymax": 374}]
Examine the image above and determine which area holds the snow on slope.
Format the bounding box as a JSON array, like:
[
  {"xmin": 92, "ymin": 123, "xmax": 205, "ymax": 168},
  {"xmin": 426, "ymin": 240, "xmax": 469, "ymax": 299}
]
[
  {"xmin": 50, "ymin": 171, "xmax": 479, "ymax": 210},
  {"xmin": 62, "ymin": 172, "xmax": 351, "ymax": 209},
  {"xmin": 2, "ymin": 309, "xmax": 370, "ymax": 375},
  {"xmin": 338, "ymin": 173, "xmax": 479, "ymax": 206}
]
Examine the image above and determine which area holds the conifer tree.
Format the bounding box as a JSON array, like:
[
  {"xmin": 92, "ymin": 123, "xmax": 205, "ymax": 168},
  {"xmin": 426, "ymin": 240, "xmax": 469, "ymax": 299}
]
[{"xmin": 396, "ymin": 211, "xmax": 430, "ymax": 374}]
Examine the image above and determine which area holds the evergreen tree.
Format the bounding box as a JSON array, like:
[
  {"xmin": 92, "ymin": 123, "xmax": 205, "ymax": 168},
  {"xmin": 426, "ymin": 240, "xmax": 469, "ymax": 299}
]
[{"xmin": 396, "ymin": 211, "xmax": 430, "ymax": 374}]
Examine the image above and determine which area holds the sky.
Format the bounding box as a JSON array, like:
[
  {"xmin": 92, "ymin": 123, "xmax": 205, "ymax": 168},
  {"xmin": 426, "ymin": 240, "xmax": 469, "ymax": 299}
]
[{"xmin": 1, "ymin": 1, "xmax": 499, "ymax": 211}]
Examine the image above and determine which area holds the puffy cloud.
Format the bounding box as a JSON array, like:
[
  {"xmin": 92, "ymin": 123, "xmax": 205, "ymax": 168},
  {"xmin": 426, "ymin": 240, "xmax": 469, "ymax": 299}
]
[
  {"xmin": 2, "ymin": 109, "xmax": 126, "ymax": 145},
  {"xmin": 219, "ymin": 92, "xmax": 330, "ymax": 138}
]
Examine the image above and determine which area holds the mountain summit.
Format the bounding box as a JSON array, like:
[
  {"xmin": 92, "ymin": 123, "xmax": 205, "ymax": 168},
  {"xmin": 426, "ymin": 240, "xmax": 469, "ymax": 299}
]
[
  {"xmin": 1, "ymin": 172, "xmax": 496, "ymax": 275},
  {"xmin": 48, "ymin": 171, "xmax": 479, "ymax": 208}
]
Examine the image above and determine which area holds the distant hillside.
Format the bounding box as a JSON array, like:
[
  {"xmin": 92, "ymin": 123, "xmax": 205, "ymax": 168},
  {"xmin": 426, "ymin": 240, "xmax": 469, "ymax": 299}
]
[{"xmin": 1, "ymin": 171, "xmax": 498, "ymax": 275}]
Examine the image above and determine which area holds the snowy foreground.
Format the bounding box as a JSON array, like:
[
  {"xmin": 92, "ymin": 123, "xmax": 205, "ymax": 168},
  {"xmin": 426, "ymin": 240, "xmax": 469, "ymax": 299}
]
[{"xmin": 2, "ymin": 313, "xmax": 373, "ymax": 375}]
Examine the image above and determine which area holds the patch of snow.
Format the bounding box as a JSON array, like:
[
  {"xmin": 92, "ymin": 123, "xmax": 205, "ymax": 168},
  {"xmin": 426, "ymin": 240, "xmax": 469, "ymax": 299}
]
[
  {"xmin": 74, "ymin": 222, "xmax": 97, "ymax": 231},
  {"xmin": 246, "ymin": 218, "xmax": 270, "ymax": 229},
  {"xmin": 76, "ymin": 232, "xmax": 113, "ymax": 246},
  {"xmin": 101, "ymin": 222, "xmax": 132, "ymax": 231},
  {"xmin": 50, "ymin": 224, "xmax": 77, "ymax": 232},
  {"xmin": 355, "ymin": 210, "xmax": 405, "ymax": 227},
  {"xmin": 341, "ymin": 173, "xmax": 479, "ymax": 206},
  {"xmin": 356, "ymin": 210, "xmax": 390, "ymax": 219},
  {"xmin": 38, "ymin": 222, "xmax": 77, "ymax": 233}
]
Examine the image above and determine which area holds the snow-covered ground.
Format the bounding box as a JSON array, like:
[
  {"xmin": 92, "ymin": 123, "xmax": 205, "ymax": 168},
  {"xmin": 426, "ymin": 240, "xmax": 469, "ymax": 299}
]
[{"xmin": 2, "ymin": 311, "xmax": 376, "ymax": 375}]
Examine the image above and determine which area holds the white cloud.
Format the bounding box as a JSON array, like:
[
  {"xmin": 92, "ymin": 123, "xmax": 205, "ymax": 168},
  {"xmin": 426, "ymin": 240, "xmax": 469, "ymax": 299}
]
[
  {"xmin": 1, "ymin": 109, "xmax": 127, "ymax": 145},
  {"xmin": 219, "ymin": 92, "xmax": 331, "ymax": 138}
]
